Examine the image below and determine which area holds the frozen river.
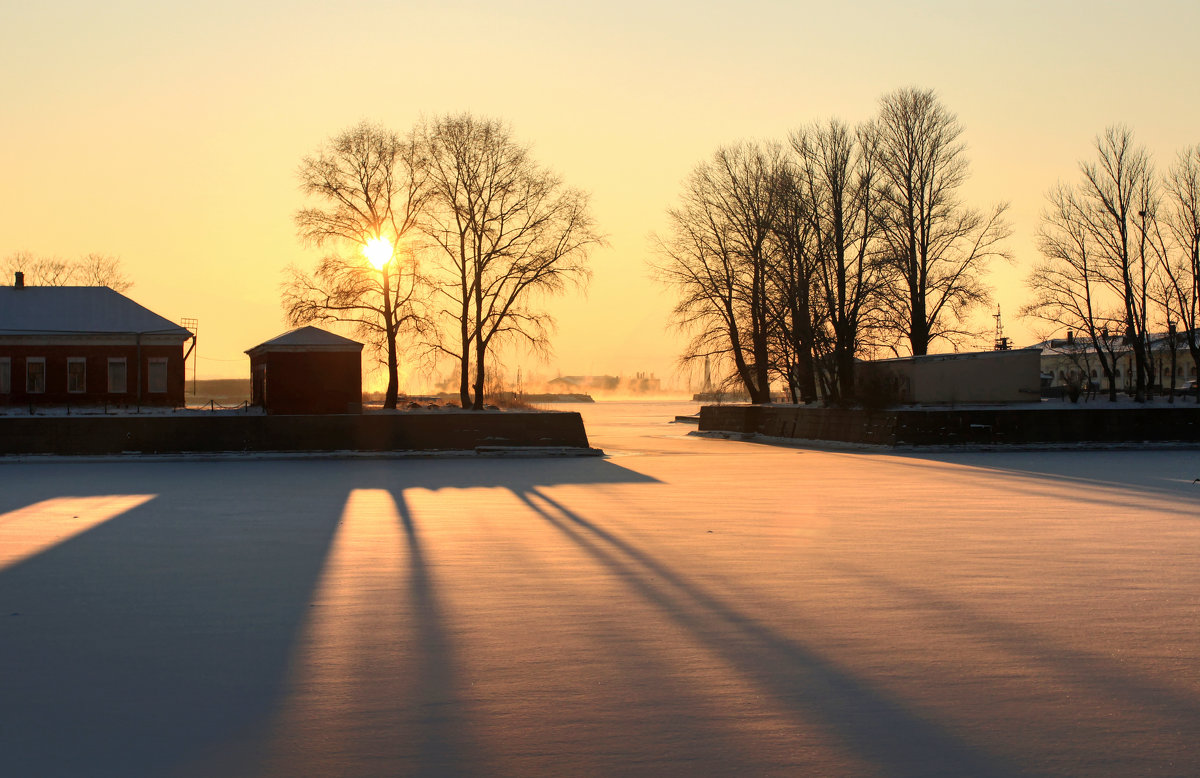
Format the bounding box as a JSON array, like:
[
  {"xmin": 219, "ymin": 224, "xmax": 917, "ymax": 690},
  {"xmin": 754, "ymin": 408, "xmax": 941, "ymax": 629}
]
[{"xmin": 2, "ymin": 401, "xmax": 1199, "ymax": 776}]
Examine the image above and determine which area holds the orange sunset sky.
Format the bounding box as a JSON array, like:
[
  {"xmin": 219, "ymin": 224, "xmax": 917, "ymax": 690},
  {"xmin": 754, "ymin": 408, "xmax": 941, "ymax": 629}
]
[{"xmin": 3, "ymin": 1, "xmax": 1198, "ymax": 390}]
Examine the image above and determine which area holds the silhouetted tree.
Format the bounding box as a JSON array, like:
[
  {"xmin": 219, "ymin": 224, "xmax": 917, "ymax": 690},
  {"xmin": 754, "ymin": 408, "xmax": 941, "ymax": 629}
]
[
  {"xmin": 875, "ymin": 88, "xmax": 1010, "ymax": 355},
  {"xmin": 283, "ymin": 121, "xmax": 430, "ymax": 409},
  {"xmin": 656, "ymin": 142, "xmax": 789, "ymax": 404},
  {"xmin": 1161, "ymin": 144, "xmax": 1200, "ymax": 401},
  {"xmin": 1026, "ymin": 127, "xmax": 1170, "ymax": 402},
  {"xmin": 421, "ymin": 114, "xmax": 599, "ymax": 410},
  {"xmin": 765, "ymin": 158, "xmax": 821, "ymax": 403},
  {"xmin": 76, "ymin": 253, "xmax": 133, "ymax": 292},
  {"xmin": 1023, "ymin": 183, "xmax": 1123, "ymax": 400},
  {"xmin": 792, "ymin": 119, "xmax": 885, "ymax": 401},
  {"xmin": 2, "ymin": 251, "xmax": 132, "ymax": 292}
]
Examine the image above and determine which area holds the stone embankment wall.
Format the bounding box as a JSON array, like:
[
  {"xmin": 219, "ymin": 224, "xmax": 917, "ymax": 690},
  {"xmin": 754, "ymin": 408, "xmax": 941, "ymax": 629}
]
[
  {"xmin": 699, "ymin": 405, "xmax": 1200, "ymax": 446},
  {"xmin": 0, "ymin": 412, "xmax": 591, "ymax": 455}
]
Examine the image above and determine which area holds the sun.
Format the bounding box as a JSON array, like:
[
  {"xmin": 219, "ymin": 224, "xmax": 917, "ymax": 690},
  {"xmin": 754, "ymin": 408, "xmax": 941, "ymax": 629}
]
[{"xmin": 362, "ymin": 236, "xmax": 393, "ymax": 269}]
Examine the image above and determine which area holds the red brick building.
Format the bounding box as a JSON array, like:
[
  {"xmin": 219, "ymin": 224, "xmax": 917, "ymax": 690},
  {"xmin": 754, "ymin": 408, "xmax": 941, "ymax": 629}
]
[
  {"xmin": 0, "ymin": 274, "xmax": 194, "ymax": 407},
  {"xmin": 246, "ymin": 326, "xmax": 363, "ymax": 414}
]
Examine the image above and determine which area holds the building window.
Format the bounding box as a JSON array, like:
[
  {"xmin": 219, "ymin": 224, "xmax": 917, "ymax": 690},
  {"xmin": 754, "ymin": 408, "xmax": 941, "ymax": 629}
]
[
  {"xmin": 108, "ymin": 358, "xmax": 127, "ymax": 393},
  {"xmin": 147, "ymin": 358, "xmax": 168, "ymax": 394},
  {"xmin": 0, "ymin": 358, "xmax": 9, "ymax": 394},
  {"xmin": 67, "ymin": 358, "xmax": 87, "ymax": 393},
  {"xmin": 27, "ymin": 358, "xmax": 46, "ymax": 393}
]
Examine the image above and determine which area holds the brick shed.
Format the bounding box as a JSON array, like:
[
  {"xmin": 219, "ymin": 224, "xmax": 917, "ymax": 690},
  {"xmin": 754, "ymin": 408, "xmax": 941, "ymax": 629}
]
[{"xmin": 245, "ymin": 326, "xmax": 363, "ymax": 414}]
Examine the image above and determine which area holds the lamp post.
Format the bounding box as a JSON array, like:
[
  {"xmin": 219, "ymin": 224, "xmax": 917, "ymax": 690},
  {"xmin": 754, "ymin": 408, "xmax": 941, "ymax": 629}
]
[
  {"xmin": 1168, "ymin": 319, "xmax": 1178, "ymax": 404},
  {"xmin": 363, "ymin": 236, "xmax": 399, "ymax": 409}
]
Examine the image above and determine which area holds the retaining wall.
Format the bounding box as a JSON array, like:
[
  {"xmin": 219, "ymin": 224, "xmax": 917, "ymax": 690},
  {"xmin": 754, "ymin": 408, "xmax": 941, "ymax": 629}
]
[
  {"xmin": 699, "ymin": 404, "xmax": 1200, "ymax": 446},
  {"xmin": 0, "ymin": 411, "xmax": 591, "ymax": 455}
]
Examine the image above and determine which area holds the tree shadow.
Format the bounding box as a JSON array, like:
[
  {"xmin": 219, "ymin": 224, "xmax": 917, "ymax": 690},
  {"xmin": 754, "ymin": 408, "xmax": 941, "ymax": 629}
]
[
  {"xmin": 391, "ymin": 487, "xmax": 478, "ymax": 776},
  {"xmin": 0, "ymin": 456, "xmax": 655, "ymax": 777},
  {"xmin": 886, "ymin": 449, "xmax": 1200, "ymax": 503},
  {"xmin": 825, "ymin": 560, "xmax": 1200, "ymax": 729},
  {"xmin": 515, "ymin": 487, "xmax": 1019, "ymax": 776},
  {"xmin": 789, "ymin": 445, "xmax": 1200, "ymax": 504},
  {"xmin": 727, "ymin": 440, "xmax": 1200, "ymax": 512}
]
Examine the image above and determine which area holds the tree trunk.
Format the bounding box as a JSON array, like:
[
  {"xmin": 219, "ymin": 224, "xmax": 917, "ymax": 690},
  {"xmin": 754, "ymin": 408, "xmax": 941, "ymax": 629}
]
[
  {"xmin": 473, "ymin": 334, "xmax": 486, "ymax": 410},
  {"xmin": 458, "ymin": 347, "xmax": 471, "ymax": 409},
  {"xmin": 795, "ymin": 341, "xmax": 817, "ymax": 403},
  {"xmin": 1189, "ymin": 341, "xmax": 1200, "ymax": 404},
  {"xmin": 910, "ymin": 292, "xmax": 929, "ymax": 356},
  {"xmin": 837, "ymin": 343, "xmax": 856, "ymax": 401},
  {"xmin": 458, "ymin": 234, "xmax": 472, "ymax": 409},
  {"xmin": 380, "ymin": 268, "xmax": 399, "ymax": 410},
  {"xmin": 472, "ymin": 257, "xmax": 485, "ymax": 411}
]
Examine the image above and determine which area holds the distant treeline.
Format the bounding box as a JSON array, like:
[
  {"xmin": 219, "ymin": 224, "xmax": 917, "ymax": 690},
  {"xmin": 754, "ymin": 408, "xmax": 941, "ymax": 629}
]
[{"xmin": 655, "ymin": 87, "xmax": 1200, "ymax": 406}]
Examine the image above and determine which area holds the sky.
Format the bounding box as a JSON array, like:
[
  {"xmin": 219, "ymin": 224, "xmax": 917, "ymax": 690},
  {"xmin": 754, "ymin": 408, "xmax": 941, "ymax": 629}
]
[{"xmin": 2, "ymin": 0, "xmax": 1198, "ymax": 390}]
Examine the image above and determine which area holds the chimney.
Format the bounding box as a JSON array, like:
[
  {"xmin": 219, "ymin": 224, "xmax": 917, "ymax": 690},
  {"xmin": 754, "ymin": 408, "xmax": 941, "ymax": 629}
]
[
  {"xmin": 1066, "ymin": 329, "xmax": 1074, "ymax": 344},
  {"xmin": 14, "ymin": 271, "xmax": 24, "ymax": 289}
]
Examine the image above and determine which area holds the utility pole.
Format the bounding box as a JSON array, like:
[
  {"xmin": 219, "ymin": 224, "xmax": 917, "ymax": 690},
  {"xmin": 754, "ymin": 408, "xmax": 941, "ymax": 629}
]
[{"xmin": 1168, "ymin": 319, "xmax": 1178, "ymax": 403}]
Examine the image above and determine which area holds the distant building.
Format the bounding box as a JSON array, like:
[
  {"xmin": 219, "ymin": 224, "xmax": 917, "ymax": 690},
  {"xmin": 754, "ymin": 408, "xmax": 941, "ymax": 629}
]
[
  {"xmin": 549, "ymin": 375, "xmax": 620, "ymax": 392},
  {"xmin": 0, "ymin": 273, "xmax": 193, "ymax": 407},
  {"xmin": 857, "ymin": 348, "xmax": 1043, "ymax": 405},
  {"xmin": 628, "ymin": 372, "xmax": 662, "ymax": 393},
  {"xmin": 1034, "ymin": 329, "xmax": 1199, "ymax": 395},
  {"xmin": 246, "ymin": 326, "xmax": 363, "ymax": 414},
  {"xmin": 548, "ymin": 373, "xmax": 661, "ymax": 393}
]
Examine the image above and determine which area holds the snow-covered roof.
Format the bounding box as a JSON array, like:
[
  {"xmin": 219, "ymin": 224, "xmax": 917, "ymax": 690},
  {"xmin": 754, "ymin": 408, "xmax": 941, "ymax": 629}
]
[
  {"xmin": 246, "ymin": 326, "xmax": 363, "ymax": 355},
  {"xmin": 1033, "ymin": 328, "xmax": 1200, "ymax": 355},
  {"xmin": 0, "ymin": 286, "xmax": 192, "ymax": 338}
]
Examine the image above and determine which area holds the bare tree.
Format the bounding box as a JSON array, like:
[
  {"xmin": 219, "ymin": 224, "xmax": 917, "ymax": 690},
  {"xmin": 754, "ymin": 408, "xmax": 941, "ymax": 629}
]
[
  {"xmin": 75, "ymin": 253, "xmax": 133, "ymax": 292},
  {"xmin": 421, "ymin": 114, "xmax": 599, "ymax": 410},
  {"xmin": 1026, "ymin": 127, "xmax": 1166, "ymax": 402},
  {"xmin": 765, "ymin": 158, "xmax": 821, "ymax": 403},
  {"xmin": 283, "ymin": 121, "xmax": 429, "ymax": 409},
  {"xmin": 1081, "ymin": 127, "xmax": 1159, "ymax": 401},
  {"xmin": 1024, "ymin": 184, "xmax": 1123, "ymax": 400},
  {"xmin": 655, "ymin": 142, "xmax": 790, "ymax": 404},
  {"xmin": 792, "ymin": 119, "xmax": 885, "ymax": 401},
  {"xmin": 2, "ymin": 251, "xmax": 132, "ymax": 292},
  {"xmin": 875, "ymin": 87, "xmax": 1010, "ymax": 355},
  {"xmin": 1161, "ymin": 144, "xmax": 1200, "ymax": 401}
]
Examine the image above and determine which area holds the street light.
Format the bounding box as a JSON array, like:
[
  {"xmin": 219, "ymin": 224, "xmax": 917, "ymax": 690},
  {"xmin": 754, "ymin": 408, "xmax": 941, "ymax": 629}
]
[{"xmin": 1168, "ymin": 318, "xmax": 1177, "ymax": 404}]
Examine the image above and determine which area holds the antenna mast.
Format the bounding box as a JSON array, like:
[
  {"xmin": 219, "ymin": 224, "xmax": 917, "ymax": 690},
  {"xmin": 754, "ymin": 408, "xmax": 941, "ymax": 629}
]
[
  {"xmin": 180, "ymin": 317, "xmax": 199, "ymax": 394},
  {"xmin": 993, "ymin": 305, "xmax": 1010, "ymax": 351}
]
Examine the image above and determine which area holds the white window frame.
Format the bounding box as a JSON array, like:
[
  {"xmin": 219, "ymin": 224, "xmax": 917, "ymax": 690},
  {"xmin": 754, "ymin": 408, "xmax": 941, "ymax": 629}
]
[
  {"xmin": 147, "ymin": 358, "xmax": 168, "ymax": 394},
  {"xmin": 107, "ymin": 358, "xmax": 127, "ymax": 394},
  {"xmin": 0, "ymin": 358, "xmax": 10, "ymax": 394},
  {"xmin": 26, "ymin": 357, "xmax": 46, "ymax": 394},
  {"xmin": 67, "ymin": 357, "xmax": 87, "ymax": 394}
]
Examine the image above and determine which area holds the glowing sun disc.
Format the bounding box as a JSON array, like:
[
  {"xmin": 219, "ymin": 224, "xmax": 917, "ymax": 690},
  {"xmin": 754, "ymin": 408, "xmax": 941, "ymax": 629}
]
[{"xmin": 362, "ymin": 237, "xmax": 392, "ymax": 269}]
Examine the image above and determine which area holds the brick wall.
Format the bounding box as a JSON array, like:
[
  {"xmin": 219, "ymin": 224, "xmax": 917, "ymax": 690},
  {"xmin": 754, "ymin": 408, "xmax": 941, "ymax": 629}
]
[{"xmin": 0, "ymin": 344, "xmax": 185, "ymax": 407}]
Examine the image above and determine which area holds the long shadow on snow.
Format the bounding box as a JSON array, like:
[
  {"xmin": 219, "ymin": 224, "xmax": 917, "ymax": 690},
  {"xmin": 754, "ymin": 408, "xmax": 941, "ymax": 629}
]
[
  {"xmin": 818, "ymin": 446, "xmax": 1200, "ymax": 505},
  {"xmin": 829, "ymin": 561, "xmax": 1200, "ymax": 735},
  {"xmin": 0, "ymin": 456, "xmax": 654, "ymax": 777},
  {"xmin": 517, "ymin": 487, "xmax": 1019, "ymax": 777},
  {"xmin": 890, "ymin": 449, "xmax": 1200, "ymax": 503},
  {"xmin": 724, "ymin": 433, "xmax": 1199, "ymax": 504}
]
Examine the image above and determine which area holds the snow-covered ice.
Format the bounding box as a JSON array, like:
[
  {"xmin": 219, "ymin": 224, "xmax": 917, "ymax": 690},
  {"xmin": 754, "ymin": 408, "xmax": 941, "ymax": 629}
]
[{"xmin": 1, "ymin": 401, "xmax": 1198, "ymax": 776}]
